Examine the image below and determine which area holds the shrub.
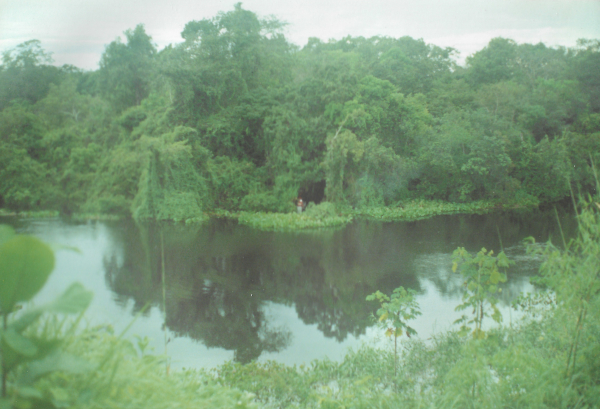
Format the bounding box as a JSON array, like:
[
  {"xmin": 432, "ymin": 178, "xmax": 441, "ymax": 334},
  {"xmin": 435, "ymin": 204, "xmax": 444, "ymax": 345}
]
[{"xmin": 303, "ymin": 201, "xmax": 337, "ymax": 218}]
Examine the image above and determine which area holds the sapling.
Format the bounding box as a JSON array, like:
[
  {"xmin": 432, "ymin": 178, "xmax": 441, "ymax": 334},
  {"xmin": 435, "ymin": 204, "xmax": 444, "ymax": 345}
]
[
  {"xmin": 366, "ymin": 286, "xmax": 421, "ymax": 377},
  {"xmin": 452, "ymin": 247, "xmax": 513, "ymax": 339}
]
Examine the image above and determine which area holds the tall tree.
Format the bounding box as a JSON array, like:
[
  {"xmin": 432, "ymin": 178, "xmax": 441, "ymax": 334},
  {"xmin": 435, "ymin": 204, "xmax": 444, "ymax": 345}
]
[
  {"xmin": 0, "ymin": 40, "xmax": 63, "ymax": 110},
  {"xmin": 99, "ymin": 25, "xmax": 156, "ymax": 112},
  {"xmin": 571, "ymin": 39, "xmax": 600, "ymax": 112},
  {"xmin": 467, "ymin": 38, "xmax": 518, "ymax": 86},
  {"xmin": 165, "ymin": 3, "xmax": 292, "ymax": 124}
]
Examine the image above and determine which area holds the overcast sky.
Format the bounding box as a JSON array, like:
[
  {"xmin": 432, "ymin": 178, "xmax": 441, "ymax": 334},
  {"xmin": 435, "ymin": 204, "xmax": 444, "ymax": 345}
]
[{"xmin": 1, "ymin": 0, "xmax": 599, "ymax": 70}]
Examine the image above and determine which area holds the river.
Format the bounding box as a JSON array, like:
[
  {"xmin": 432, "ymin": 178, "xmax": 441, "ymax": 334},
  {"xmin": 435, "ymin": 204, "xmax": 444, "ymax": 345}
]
[{"xmin": 1, "ymin": 207, "xmax": 576, "ymax": 369}]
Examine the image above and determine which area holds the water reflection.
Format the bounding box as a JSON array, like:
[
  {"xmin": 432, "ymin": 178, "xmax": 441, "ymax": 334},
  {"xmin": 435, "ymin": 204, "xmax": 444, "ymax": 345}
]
[{"xmin": 99, "ymin": 208, "xmax": 576, "ymax": 363}]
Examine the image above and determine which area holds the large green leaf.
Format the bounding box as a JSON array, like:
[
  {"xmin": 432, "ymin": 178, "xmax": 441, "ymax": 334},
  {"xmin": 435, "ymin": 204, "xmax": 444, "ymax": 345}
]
[
  {"xmin": 2, "ymin": 337, "xmax": 62, "ymax": 374},
  {"xmin": 9, "ymin": 283, "xmax": 93, "ymax": 333},
  {"xmin": 0, "ymin": 235, "xmax": 55, "ymax": 312},
  {"xmin": 44, "ymin": 282, "xmax": 93, "ymax": 314},
  {"xmin": 2, "ymin": 329, "xmax": 38, "ymax": 356}
]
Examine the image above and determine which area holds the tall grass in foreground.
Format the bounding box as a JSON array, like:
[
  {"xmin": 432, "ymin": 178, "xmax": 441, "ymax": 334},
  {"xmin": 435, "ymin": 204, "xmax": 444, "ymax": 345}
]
[{"xmin": 43, "ymin": 327, "xmax": 257, "ymax": 409}]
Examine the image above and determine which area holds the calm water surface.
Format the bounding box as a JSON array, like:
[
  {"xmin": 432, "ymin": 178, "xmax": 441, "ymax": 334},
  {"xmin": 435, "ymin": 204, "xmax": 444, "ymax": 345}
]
[{"xmin": 1, "ymin": 209, "xmax": 576, "ymax": 369}]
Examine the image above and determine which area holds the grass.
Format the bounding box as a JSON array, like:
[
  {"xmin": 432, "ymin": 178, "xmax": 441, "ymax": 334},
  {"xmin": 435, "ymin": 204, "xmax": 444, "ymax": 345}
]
[{"xmin": 20, "ymin": 323, "xmax": 258, "ymax": 409}]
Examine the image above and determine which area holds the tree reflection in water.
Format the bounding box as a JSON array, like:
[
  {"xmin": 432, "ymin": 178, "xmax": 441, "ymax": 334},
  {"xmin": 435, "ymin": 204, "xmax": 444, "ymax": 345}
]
[
  {"xmin": 103, "ymin": 219, "xmax": 422, "ymax": 362},
  {"xmin": 102, "ymin": 208, "xmax": 576, "ymax": 363},
  {"xmin": 163, "ymin": 253, "xmax": 292, "ymax": 364}
]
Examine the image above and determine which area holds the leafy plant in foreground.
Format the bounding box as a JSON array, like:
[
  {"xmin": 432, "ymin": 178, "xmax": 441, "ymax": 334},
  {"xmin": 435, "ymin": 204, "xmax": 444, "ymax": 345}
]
[
  {"xmin": 366, "ymin": 286, "xmax": 421, "ymax": 377},
  {"xmin": 452, "ymin": 247, "xmax": 513, "ymax": 338},
  {"xmin": 0, "ymin": 224, "xmax": 93, "ymax": 407}
]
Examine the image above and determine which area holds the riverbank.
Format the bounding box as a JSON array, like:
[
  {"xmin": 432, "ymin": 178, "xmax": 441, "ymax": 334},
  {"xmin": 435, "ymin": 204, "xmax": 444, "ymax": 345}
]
[
  {"xmin": 0, "ymin": 209, "xmax": 122, "ymax": 221},
  {"xmin": 0, "ymin": 198, "xmax": 541, "ymax": 231},
  {"xmin": 205, "ymin": 198, "xmax": 540, "ymax": 231}
]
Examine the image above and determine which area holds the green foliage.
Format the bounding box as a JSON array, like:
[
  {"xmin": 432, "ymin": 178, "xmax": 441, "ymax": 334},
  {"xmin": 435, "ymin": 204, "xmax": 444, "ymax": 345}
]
[
  {"xmin": 572, "ymin": 39, "xmax": 600, "ymax": 112},
  {"xmin": 366, "ymin": 287, "xmax": 421, "ymax": 340},
  {"xmin": 98, "ymin": 24, "xmax": 156, "ymax": 112},
  {"xmin": 237, "ymin": 208, "xmax": 352, "ymax": 232},
  {"xmin": 1, "ymin": 5, "xmax": 599, "ymax": 222},
  {"xmin": 303, "ymin": 201, "xmax": 337, "ymax": 219},
  {"xmin": 514, "ymin": 136, "xmax": 573, "ymax": 203},
  {"xmin": 0, "ymin": 224, "xmax": 93, "ymax": 407},
  {"xmin": 354, "ymin": 199, "xmax": 513, "ymax": 222},
  {"xmin": 467, "ymin": 37, "xmax": 518, "ymax": 85},
  {"xmin": 0, "ymin": 235, "xmax": 54, "ymax": 313},
  {"xmin": 0, "ymin": 40, "xmax": 63, "ymax": 110},
  {"xmin": 366, "ymin": 286, "xmax": 421, "ymax": 378},
  {"xmin": 33, "ymin": 326, "xmax": 258, "ymax": 409},
  {"xmin": 131, "ymin": 134, "xmax": 209, "ymax": 221},
  {"xmin": 166, "ymin": 3, "xmax": 292, "ymax": 126},
  {"xmin": 323, "ymin": 127, "xmax": 364, "ymax": 204},
  {"xmin": 206, "ymin": 156, "xmax": 261, "ymax": 211},
  {"xmin": 239, "ymin": 191, "xmax": 289, "ymax": 213},
  {"xmin": 0, "ymin": 142, "xmax": 52, "ymax": 211},
  {"xmin": 527, "ymin": 197, "xmax": 600, "ymax": 389},
  {"xmin": 452, "ymin": 247, "xmax": 513, "ymax": 338},
  {"xmin": 460, "ymin": 134, "xmax": 516, "ymax": 201},
  {"xmin": 211, "ymin": 347, "xmax": 405, "ymax": 408},
  {"xmin": 84, "ymin": 141, "xmax": 145, "ymax": 215}
]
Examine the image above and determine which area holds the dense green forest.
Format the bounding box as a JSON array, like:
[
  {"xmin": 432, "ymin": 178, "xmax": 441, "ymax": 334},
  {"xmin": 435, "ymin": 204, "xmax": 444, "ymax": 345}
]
[{"xmin": 1, "ymin": 4, "xmax": 599, "ymax": 221}]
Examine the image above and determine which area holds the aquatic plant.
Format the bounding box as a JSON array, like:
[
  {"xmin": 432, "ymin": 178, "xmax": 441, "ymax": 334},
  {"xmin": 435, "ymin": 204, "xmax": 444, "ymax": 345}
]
[
  {"xmin": 353, "ymin": 198, "xmax": 538, "ymax": 222},
  {"xmin": 237, "ymin": 206, "xmax": 352, "ymax": 232}
]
